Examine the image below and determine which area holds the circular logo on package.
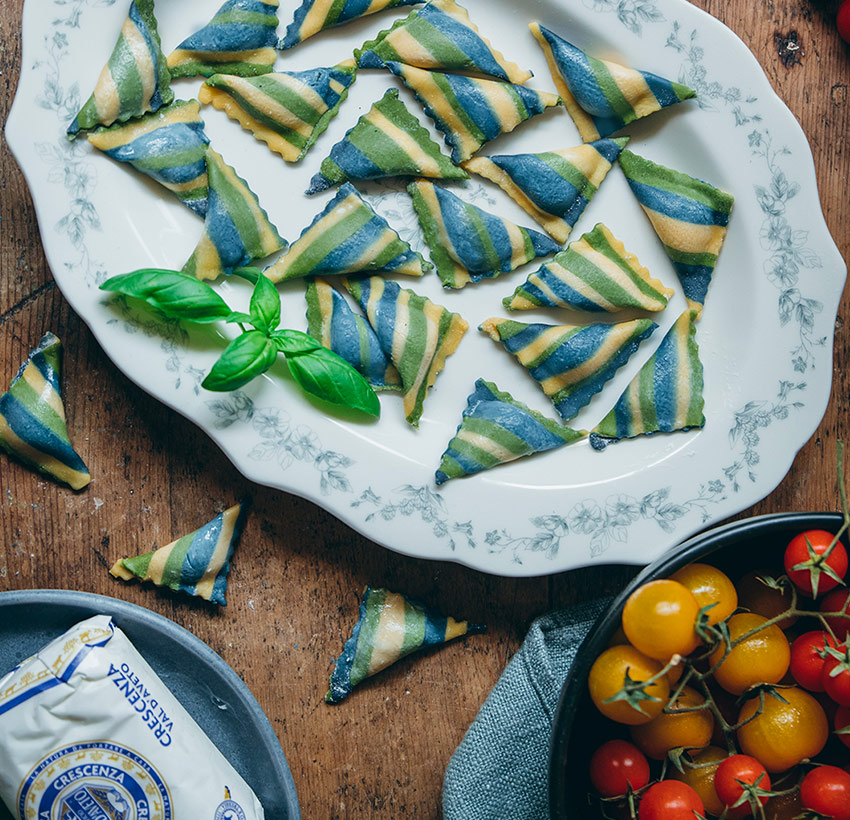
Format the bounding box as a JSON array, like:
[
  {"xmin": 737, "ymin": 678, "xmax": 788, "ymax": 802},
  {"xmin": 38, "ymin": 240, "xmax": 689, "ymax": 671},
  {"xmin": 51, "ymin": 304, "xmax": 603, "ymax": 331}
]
[
  {"xmin": 214, "ymin": 799, "xmax": 247, "ymax": 820},
  {"xmin": 18, "ymin": 741, "xmax": 172, "ymax": 820}
]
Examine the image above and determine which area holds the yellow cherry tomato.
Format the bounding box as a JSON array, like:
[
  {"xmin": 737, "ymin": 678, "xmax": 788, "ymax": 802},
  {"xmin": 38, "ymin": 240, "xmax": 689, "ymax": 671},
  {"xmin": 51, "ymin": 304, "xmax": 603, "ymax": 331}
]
[
  {"xmin": 622, "ymin": 580, "xmax": 701, "ymax": 662},
  {"xmin": 670, "ymin": 745, "xmax": 727, "ymax": 817},
  {"xmin": 588, "ymin": 645, "xmax": 670, "ymax": 726},
  {"xmin": 671, "ymin": 563, "xmax": 738, "ymax": 626},
  {"xmin": 709, "ymin": 613, "xmax": 791, "ymax": 695},
  {"xmin": 629, "ymin": 685, "xmax": 714, "ymax": 760},
  {"xmin": 737, "ymin": 686, "xmax": 828, "ymax": 772}
]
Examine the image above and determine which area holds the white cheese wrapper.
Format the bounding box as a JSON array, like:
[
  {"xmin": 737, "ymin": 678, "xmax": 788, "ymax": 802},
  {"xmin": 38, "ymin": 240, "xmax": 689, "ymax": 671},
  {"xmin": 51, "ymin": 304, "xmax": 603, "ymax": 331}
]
[{"xmin": 0, "ymin": 614, "xmax": 265, "ymax": 820}]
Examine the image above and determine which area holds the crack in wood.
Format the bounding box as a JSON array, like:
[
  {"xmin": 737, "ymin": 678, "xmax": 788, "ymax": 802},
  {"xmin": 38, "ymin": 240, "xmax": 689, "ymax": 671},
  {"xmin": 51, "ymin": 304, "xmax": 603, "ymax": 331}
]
[{"xmin": 0, "ymin": 279, "xmax": 55, "ymax": 326}]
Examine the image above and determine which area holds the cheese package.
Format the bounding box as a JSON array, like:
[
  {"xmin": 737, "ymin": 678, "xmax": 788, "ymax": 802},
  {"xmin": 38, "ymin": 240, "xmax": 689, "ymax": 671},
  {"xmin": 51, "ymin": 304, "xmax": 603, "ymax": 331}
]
[{"xmin": 0, "ymin": 615, "xmax": 264, "ymax": 820}]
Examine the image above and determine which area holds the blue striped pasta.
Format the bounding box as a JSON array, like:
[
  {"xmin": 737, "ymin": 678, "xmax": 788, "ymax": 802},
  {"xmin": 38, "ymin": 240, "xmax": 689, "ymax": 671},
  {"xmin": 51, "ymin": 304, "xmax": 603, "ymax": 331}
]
[
  {"xmin": 0, "ymin": 333, "xmax": 90, "ymax": 490},
  {"xmin": 504, "ymin": 223, "xmax": 673, "ymax": 312},
  {"xmin": 530, "ymin": 22, "xmax": 696, "ymax": 142},
  {"xmin": 386, "ymin": 62, "xmax": 560, "ymax": 163},
  {"xmin": 326, "ymin": 586, "xmax": 485, "ymax": 703},
  {"xmin": 68, "ymin": 0, "xmax": 173, "ymax": 136},
  {"xmin": 408, "ymin": 180, "xmax": 559, "ymax": 289},
  {"xmin": 435, "ymin": 379, "xmax": 585, "ymax": 484},
  {"xmin": 167, "ymin": 0, "xmax": 279, "ymax": 78},
  {"xmin": 462, "ymin": 138, "xmax": 628, "ymax": 243},
  {"xmin": 479, "ymin": 317, "xmax": 657, "ymax": 421},
  {"xmin": 87, "ymin": 99, "xmax": 210, "ymax": 217},
  {"xmin": 591, "ymin": 310, "xmax": 705, "ymax": 449},
  {"xmin": 619, "ymin": 149, "xmax": 734, "ymax": 314},
  {"xmin": 355, "ymin": 0, "xmax": 531, "ymax": 83},
  {"xmin": 266, "ymin": 183, "xmax": 430, "ymax": 282},
  {"xmin": 305, "ymin": 278, "xmax": 401, "ymax": 391},
  {"xmin": 111, "ymin": 502, "xmax": 249, "ymax": 605}
]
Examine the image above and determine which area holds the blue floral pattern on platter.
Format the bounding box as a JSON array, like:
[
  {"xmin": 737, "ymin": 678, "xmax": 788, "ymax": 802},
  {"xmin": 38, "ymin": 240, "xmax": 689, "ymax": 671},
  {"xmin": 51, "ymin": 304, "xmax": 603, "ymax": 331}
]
[{"xmin": 12, "ymin": 0, "xmax": 842, "ymax": 573}]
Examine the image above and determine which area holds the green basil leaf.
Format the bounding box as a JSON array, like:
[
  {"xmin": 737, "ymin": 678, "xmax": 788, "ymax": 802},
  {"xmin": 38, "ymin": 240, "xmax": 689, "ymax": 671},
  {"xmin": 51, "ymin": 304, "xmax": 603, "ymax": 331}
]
[
  {"xmin": 270, "ymin": 328, "xmax": 323, "ymax": 356},
  {"xmin": 231, "ymin": 266, "xmax": 262, "ymax": 284},
  {"xmin": 201, "ymin": 330, "xmax": 278, "ymax": 392},
  {"xmin": 286, "ymin": 346, "xmax": 380, "ymax": 417},
  {"xmin": 249, "ymin": 273, "xmax": 281, "ymax": 333},
  {"xmin": 101, "ymin": 269, "xmax": 231, "ymax": 324},
  {"xmin": 226, "ymin": 311, "xmax": 254, "ymax": 325}
]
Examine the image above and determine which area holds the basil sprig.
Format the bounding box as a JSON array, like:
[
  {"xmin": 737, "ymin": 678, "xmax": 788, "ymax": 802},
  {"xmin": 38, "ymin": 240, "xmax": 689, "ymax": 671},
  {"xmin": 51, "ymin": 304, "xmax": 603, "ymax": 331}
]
[{"xmin": 101, "ymin": 268, "xmax": 380, "ymax": 418}]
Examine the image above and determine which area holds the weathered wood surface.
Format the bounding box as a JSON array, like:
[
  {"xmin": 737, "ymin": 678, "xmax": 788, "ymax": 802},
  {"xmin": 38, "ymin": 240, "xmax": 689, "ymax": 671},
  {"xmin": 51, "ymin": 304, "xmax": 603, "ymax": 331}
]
[{"xmin": 0, "ymin": 1, "xmax": 847, "ymax": 817}]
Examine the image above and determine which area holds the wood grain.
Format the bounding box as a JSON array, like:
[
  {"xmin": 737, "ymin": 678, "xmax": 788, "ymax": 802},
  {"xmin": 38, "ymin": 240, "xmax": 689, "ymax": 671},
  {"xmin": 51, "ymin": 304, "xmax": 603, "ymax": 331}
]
[{"xmin": 1, "ymin": 2, "xmax": 848, "ymax": 818}]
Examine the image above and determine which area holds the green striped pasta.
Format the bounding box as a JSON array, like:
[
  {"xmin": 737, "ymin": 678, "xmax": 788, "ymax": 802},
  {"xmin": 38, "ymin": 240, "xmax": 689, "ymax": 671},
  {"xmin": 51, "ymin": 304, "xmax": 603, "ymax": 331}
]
[
  {"xmin": 0, "ymin": 333, "xmax": 90, "ymax": 491},
  {"xmin": 307, "ymin": 88, "xmax": 468, "ymax": 194},
  {"xmin": 68, "ymin": 0, "xmax": 173, "ymax": 137},
  {"xmin": 326, "ymin": 586, "xmax": 485, "ymax": 703},
  {"xmin": 199, "ymin": 61, "xmax": 357, "ymax": 163},
  {"xmin": 504, "ymin": 223, "xmax": 673, "ymax": 312},
  {"xmin": 408, "ymin": 180, "xmax": 559, "ymax": 289},
  {"xmin": 183, "ymin": 147, "xmax": 287, "ymax": 281},
  {"xmin": 591, "ymin": 310, "xmax": 705, "ymax": 449},
  {"xmin": 345, "ymin": 276, "xmax": 468, "ymax": 427},
  {"xmin": 435, "ymin": 379, "xmax": 585, "ymax": 484},
  {"xmin": 386, "ymin": 62, "xmax": 560, "ymax": 163},
  {"xmin": 355, "ymin": 0, "xmax": 531, "ymax": 83},
  {"xmin": 111, "ymin": 502, "xmax": 249, "ymax": 605},
  {"xmin": 266, "ymin": 183, "xmax": 430, "ymax": 282},
  {"xmin": 480, "ymin": 316, "xmax": 657, "ymax": 421}
]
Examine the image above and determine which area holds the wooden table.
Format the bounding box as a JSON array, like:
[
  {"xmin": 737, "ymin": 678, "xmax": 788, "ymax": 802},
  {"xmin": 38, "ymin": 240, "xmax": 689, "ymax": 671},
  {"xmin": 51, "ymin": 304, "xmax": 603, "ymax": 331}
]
[{"xmin": 1, "ymin": 2, "xmax": 848, "ymax": 817}]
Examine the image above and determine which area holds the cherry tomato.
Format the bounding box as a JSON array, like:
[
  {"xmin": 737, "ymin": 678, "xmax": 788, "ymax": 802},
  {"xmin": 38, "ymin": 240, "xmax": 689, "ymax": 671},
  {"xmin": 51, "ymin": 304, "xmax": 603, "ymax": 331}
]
[
  {"xmin": 589, "ymin": 739, "xmax": 650, "ymax": 797},
  {"xmin": 637, "ymin": 780, "xmax": 705, "ymax": 820},
  {"xmin": 670, "ymin": 746, "xmax": 726, "ymax": 816},
  {"xmin": 588, "ymin": 645, "xmax": 671, "ymax": 725},
  {"xmin": 839, "ymin": 0, "xmax": 850, "ymax": 44},
  {"xmin": 629, "ymin": 685, "xmax": 714, "ymax": 760},
  {"xmin": 763, "ymin": 789, "xmax": 805, "ymax": 820},
  {"xmin": 784, "ymin": 529, "xmax": 848, "ymax": 597},
  {"xmin": 622, "ymin": 580, "xmax": 701, "ymax": 662},
  {"xmin": 821, "ymin": 639, "xmax": 850, "ymax": 706},
  {"xmin": 789, "ymin": 631, "xmax": 836, "ymax": 692},
  {"xmin": 709, "ymin": 613, "xmax": 791, "ymax": 695},
  {"xmin": 836, "ymin": 704, "xmax": 850, "ymax": 748},
  {"xmin": 820, "ymin": 588, "xmax": 850, "ymax": 639},
  {"xmin": 737, "ymin": 686, "xmax": 829, "ymax": 772},
  {"xmin": 737, "ymin": 570, "xmax": 797, "ymax": 629},
  {"xmin": 714, "ymin": 755, "xmax": 771, "ymax": 817},
  {"xmin": 800, "ymin": 765, "xmax": 850, "ymax": 820},
  {"xmin": 671, "ymin": 563, "xmax": 738, "ymax": 626}
]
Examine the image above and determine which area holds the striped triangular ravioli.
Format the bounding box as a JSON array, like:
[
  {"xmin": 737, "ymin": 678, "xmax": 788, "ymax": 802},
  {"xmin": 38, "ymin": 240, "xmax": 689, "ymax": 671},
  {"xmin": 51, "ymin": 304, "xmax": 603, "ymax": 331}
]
[
  {"xmin": 68, "ymin": 0, "xmax": 173, "ymax": 136},
  {"xmin": 355, "ymin": 0, "xmax": 531, "ymax": 83},
  {"xmin": 530, "ymin": 23, "xmax": 696, "ymax": 142},
  {"xmin": 409, "ymin": 180, "xmax": 559, "ymax": 288},
  {"xmin": 88, "ymin": 100, "xmax": 210, "ymax": 217},
  {"xmin": 590, "ymin": 310, "xmax": 705, "ymax": 449},
  {"xmin": 462, "ymin": 139, "xmax": 628, "ymax": 243},
  {"xmin": 306, "ymin": 89, "xmax": 468, "ymax": 194},
  {"xmin": 199, "ymin": 61, "xmax": 357, "ymax": 163},
  {"xmin": 345, "ymin": 276, "xmax": 468, "ymax": 426},
  {"xmin": 167, "ymin": 0, "xmax": 279, "ymax": 78},
  {"xmin": 182, "ymin": 147, "xmax": 287, "ymax": 280},
  {"xmin": 111, "ymin": 502, "xmax": 249, "ymax": 605},
  {"xmin": 619, "ymin": 149, "xmax": 734, "ymax": 314},
  {"xmin": 267, "ymin": 183, "xmax": 431, "ymax": 281},
  {"xmin": 0, "ymin": 333, "xmax": 90, "ymax": 491},
  {"xmin": 387, "ymin": 62, "xmax": 560, "ymax": 163},
  {"xmin": 326, "ymin": 586, "xmax": 485, "ymax": 703},
  {"xmin": 436, "ymin": 379, "xmax": 585, "ymax": 484},
  {"xmin": 306, "ymin": 278, "xmax": 401, "ymax": 391},
  {"xmin": 479, "ymin": 317, "xmax": 656, "ymax": 421},
  {"xmin": 504, "ymin": 223, "xmax": 672, "ymax": 312}
]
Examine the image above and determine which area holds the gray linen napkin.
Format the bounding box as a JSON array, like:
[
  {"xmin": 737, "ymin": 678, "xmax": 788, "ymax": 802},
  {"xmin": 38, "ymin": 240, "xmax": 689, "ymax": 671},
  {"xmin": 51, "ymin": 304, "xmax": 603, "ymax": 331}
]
[{"xmin": 442, "ymin": 598, "xmax": 612, "ymax": 820}]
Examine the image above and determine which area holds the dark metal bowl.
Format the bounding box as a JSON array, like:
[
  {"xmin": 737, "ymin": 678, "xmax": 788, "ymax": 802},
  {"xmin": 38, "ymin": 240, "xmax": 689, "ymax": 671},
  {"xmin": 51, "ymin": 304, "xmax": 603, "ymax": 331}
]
[{"xmin": 548, "ymin": 511, "xmax": 845, "ymax": 820}]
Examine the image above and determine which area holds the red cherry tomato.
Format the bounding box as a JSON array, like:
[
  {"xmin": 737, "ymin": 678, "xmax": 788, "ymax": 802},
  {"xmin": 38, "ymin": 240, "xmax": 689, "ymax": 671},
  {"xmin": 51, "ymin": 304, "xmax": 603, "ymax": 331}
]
[
  {"xmin": 839, "ymin": 0, "xmax": 850, "ymax": 44},
  {"xmin": 784, "ymin": 530, "xmax": 848, "ymax": 597},
  {"xmin": 821, "ymin": 639, "xmax": 850, "ymax": 706},
  {"xmin": 590, "ymin": 739, "xmax": 651, "ymax": 798},
  {"xmin": 800, "ymin": 765, "xmax": 850, "ymax": 820},
  {"xmin": 836, "ymin": 705, "xmax": 850, "ymax": 749},
  {"xmin": 820, "ymin": 588, "xmax": 850, "ymax": 639},
  {"xmin": 790, "ymin": 631, "xmax": 836, "ymax": 692},
  {"xmin": 714, "ymin": 755, "xmax": 771, "ymax": 817},
  {"xmin": 638, "ymin": 780, "xmax": 705, "ymax": 820}
]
